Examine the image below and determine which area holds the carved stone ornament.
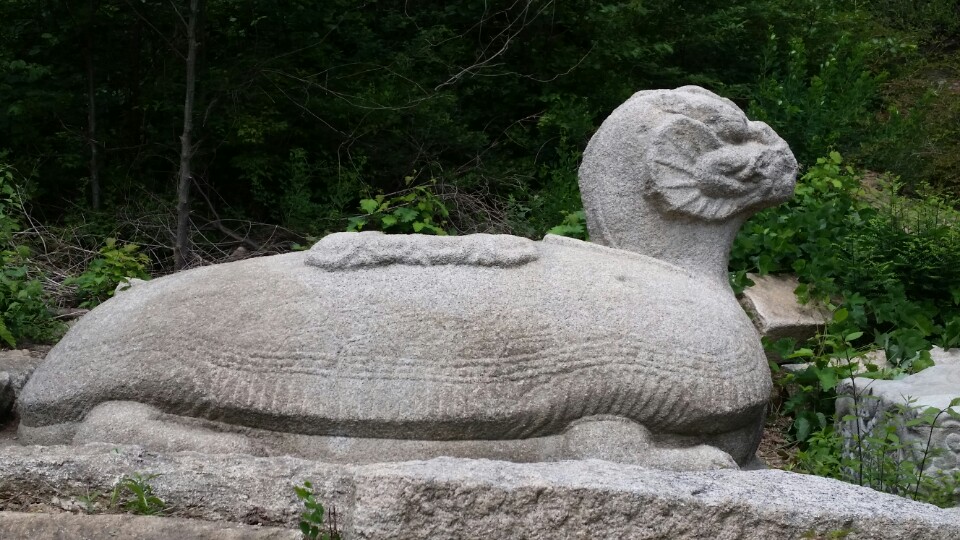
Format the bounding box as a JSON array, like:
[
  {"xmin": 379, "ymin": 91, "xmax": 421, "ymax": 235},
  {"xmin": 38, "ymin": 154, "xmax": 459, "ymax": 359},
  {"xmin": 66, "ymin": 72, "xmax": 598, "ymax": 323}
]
[{"xmin": 18, "ymin": 86, "xmax": 796, "ymax": 470}]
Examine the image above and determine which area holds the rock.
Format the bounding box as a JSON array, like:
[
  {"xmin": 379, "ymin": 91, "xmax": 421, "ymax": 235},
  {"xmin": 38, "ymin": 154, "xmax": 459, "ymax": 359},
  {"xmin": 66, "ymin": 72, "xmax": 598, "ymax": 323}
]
[
  {"xmin": 932, "ymin": 346, "xmax": 960, "ymax": 367},
  {"xmin": 783, "ymin": 346, "xmax": 956, "ymax": 377},
  {"xmin": 739, "ymin": 273, "xmax": 830, "ymax": 362},
  {"xmin": 18, "ymin": 86, "xmax": 797, "ymax": 470},
  {"xmin": 0, "ymin": 512, "xmax": 299, "ymax": 539},
  {"xmin": 0, "ymin": 349, "xmax": 44, "ymax": 419},
  {"xmin": 837, "ymin": 351, "xmax": 960, "ymax": 486},
  {"xmin": 0, "ymin": 444, "xmax": 957, "ymax": 539},
  {"xmin": 779, "ymin": 348, "xmax": 894, "ymax": 376}
]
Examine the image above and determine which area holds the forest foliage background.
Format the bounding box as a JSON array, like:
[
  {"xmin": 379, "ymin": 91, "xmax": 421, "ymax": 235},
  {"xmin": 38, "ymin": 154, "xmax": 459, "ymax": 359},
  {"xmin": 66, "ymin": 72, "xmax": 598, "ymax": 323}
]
[{"xmin": 1, "ymin": 0, "xmax": 959, "ymax": 319}]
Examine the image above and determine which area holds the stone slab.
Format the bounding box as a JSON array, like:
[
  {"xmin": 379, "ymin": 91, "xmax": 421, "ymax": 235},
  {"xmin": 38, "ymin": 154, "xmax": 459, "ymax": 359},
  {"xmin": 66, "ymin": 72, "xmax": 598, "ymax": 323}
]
[
  {"xmin": 838, "ymin": 352, "xmax": 960, "ymax": 483},
  {"xmin": 783, "ymin": 346, "xmax": 957, "ymax": 377},
  {"xmin": 0, "ymin": 444, "xmax": 957, "ymax": 539},
  {"xmin": 739, "ymin": 273, "xmax": 829, "ymax": 362},
  {"xmin": 0, "ymin": 512, "xmax": 299, "ymax": 539},
  {"xmin": 932, "ymin": 346, "xmax": 960, "ymax": 367}
]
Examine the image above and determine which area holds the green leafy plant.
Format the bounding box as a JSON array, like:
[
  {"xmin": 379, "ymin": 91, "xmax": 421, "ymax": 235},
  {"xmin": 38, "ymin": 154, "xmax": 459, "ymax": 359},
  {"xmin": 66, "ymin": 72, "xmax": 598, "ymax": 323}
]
[
  {"xmin": 347, "ymin": 177, "xmax": 451, "ymax": 235},
  {"xmin": 547, "ymin": 209, "xmax": 588, "ymax": 240},
  {"xmin": 733, "ymin": 153, "xmax": 960, "ymax": 377},
  {"xmin": 68, "ymin": 238, "xmax": 150, "ymax": 308},
  {"xmin": 0, "ymin": 251, "xmax": 62, "ymax": 347},
  {"xmin": 294, "ymin": 481, "xmax": 341, "ymax": 540},
  {"xmin": 76, "ymin": 489, "xmax": 103, "ymax": 514},
  {"xmin": 0, "ymin": 162, "xmax": 62, "ymax": 347},
  {"xmin": 111, "ymin": 473, "xmax": 167, "ymax": 516},
  {"xmin": 735, "ymin": 153, "xmax": 960, "ymax": 506},
  {"xmin": 772, "ymin": 310, "xmax": 871, "ymax": 443}
]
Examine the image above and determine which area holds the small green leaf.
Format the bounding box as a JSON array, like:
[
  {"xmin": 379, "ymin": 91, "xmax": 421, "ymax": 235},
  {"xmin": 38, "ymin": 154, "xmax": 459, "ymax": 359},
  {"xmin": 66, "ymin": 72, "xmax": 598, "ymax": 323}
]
[
  {"xmin": 815, "ymin": 367, "xmax": 838, "ymax": 392},
  {"xmin": 393, "ymin": 207, "xmax": 419, "ymax": 223},
  {"xmin": 911, "ymin": 352, "xmax": 935, "ymax": 373},
  {"xmin": 0, "ymin": 319, "xmax": 15, "ymax": 347},
  {"xmin": 359, "ymin": 199, "xmax": 379, "ymax": 214},
  {"xmin": 380, "ymin": 215, "xmax": 398, "ymax": 227},
  {"xmin": 346, "ymin": 217, "xmax": 367, "ymax": 232},
  {"xmin": 547, "ymin": 224, "xmax": 585, "ymax": 237},
  {"xmin": 795, "ymin": 416, "xmax": 812, "ymax": 441},
  {"xmin": 844, "ymin": 331, "xmax": 863, "ymax": 342},
  {"xmin": 833, "ymin": 308, "xmax": 849, "ymax": 323}
]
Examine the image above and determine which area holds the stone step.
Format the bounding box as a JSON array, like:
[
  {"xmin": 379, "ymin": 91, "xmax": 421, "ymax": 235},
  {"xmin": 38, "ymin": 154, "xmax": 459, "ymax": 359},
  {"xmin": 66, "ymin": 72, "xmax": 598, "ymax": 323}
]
[
  {"xmin": 0, "ymin": 443, "xmax": 957, "ymax": 539},
  {"xmin": 0, "ymin": 512, "xmax": 298, "ymax": 540}
]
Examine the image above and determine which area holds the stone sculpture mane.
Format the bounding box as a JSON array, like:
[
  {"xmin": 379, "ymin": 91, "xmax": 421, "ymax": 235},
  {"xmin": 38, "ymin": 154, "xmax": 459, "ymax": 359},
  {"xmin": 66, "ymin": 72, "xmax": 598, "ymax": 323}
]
[{"xmin": 18, "ymin": 86, "xmax": 797, "ymax": 471}]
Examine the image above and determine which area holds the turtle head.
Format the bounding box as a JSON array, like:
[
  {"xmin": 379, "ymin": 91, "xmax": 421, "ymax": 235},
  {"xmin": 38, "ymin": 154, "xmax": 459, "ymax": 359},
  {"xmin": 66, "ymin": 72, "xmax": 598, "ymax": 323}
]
[{"xmin": 578, "ymin": 86, "xmax": 797, "ymax": 283}]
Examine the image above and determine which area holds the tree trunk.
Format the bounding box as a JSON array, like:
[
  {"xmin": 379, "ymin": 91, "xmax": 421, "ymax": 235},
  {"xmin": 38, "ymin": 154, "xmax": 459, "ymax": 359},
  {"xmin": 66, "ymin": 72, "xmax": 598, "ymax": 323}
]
[
  {"xmin": 84, "ymin": 0, "xmax": 100, "ymax": 210},
  {"xmin": 174, "ymin": 0, "xmax": 201, "ymax": 271}
]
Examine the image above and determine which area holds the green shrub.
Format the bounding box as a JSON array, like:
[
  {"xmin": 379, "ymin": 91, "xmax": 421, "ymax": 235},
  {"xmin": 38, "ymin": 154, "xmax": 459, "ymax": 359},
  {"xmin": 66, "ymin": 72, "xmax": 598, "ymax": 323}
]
[
  {"xmin": 68, "ymin": 238, "xmax": 150, "ymax": 309},
  {"xmin": 111, "ymin": 473, "xmax": 167, "ymax": 516},
  {"xmin": 733, "ymin": 153, "xmax": 960, "ymax": 445},
  {"xmin": 346, "ymin": 178, "xmax": 452, "ymax": 235},
  {"xmin": 547, "ymin": 209, "xmax": 588, "ymax": 240},
  {"xmin": 0, "ymin": 251, "xmax": 63, "ymax": 347},
  {"xmin": 732, "ymin": 153, "xmax": 960, "ymax": 370},
  {"xmin": 749, "ymin": 34, "xmax": 884, "ymax": 165},
  {"xmin": 0, "ymin": 162, "xmax": 63, "ymax": 347}
]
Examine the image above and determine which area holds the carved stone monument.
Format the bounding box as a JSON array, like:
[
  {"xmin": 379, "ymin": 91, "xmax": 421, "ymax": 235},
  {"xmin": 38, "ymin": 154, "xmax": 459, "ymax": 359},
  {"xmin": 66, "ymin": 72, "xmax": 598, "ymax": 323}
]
[
  {"xmin": 837, "ymin": 348, "xmax": 960, "ymax": 487},
  {"xmin": 18, "ymin": 86, "xmax": 797, "ymax": 470}
]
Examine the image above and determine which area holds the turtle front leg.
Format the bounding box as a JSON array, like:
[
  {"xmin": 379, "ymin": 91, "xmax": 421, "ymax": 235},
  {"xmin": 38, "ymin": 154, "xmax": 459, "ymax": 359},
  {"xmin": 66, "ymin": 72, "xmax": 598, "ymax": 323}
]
[{"xmin": 560, "ymin": 416, "xmax": 739, "ymax": 471}]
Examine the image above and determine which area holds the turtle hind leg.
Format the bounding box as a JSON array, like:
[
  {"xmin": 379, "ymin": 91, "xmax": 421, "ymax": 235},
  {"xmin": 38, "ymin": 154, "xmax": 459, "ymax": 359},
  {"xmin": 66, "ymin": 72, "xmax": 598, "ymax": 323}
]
[{"xmin": 560, "ymin": 415, "xmax": 739, "ymax": 471}]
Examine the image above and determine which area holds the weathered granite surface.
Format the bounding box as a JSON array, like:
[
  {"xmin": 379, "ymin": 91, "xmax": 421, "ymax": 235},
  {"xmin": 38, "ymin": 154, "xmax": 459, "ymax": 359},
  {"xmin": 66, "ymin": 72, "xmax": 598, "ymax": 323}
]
[
  {"xmin": 1, "ymin": 444, "xmax": 957, "ymax": 540},
  {"xmin": 18, "ymin": 237, "xmax": 770, "ymax": 467},
  {"xmin": 0, "ymin": 349, "xmax": 44, "ymax": 419},
  {"xmin": 580, "ymin": 86, "xmax": 797, "ymax": 283},
  {"xmin": 739, "ymin": 273, "xmax": 829, "ymax": 361},
  {"xmin": 0, "ymin": 512, "xmax": 299, "ymax": 540},
  {"xmin": 18, "ymin": 86, "xmax": 797, "ymax": 469}
]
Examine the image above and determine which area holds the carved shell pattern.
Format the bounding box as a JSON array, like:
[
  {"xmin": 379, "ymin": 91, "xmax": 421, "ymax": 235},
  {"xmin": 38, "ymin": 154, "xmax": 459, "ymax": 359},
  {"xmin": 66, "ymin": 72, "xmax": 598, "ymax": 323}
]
[{"xmin": 640, "ymin": 91, "xmax": 797, "ymax": 221}]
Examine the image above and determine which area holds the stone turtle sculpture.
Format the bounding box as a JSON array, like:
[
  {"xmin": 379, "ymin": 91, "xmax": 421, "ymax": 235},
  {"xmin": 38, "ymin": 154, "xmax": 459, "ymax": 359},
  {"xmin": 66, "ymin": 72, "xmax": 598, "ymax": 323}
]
[{"xmin": 18, "ymin": 86, "xmax": 797, "ymax": 470}]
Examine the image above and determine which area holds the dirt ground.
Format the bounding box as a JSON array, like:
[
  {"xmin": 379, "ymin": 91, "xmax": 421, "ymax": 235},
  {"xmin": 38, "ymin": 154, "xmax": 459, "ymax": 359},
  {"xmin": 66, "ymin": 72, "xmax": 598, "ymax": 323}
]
[{"xmin": 757, "ymin": 414, "xmax": 798, "ymax": 470}]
